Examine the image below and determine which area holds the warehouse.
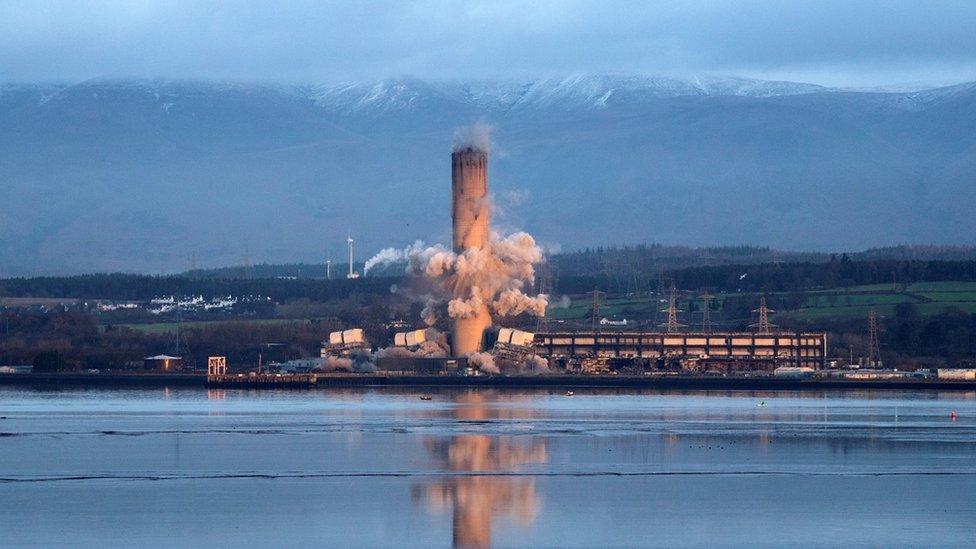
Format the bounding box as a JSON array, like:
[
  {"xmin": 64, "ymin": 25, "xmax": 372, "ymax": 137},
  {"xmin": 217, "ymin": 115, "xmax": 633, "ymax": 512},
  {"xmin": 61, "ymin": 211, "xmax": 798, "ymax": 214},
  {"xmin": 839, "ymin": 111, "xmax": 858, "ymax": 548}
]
[{"xmin": 535, "ymin": 331, "xmax": 827, "ymax": 370}]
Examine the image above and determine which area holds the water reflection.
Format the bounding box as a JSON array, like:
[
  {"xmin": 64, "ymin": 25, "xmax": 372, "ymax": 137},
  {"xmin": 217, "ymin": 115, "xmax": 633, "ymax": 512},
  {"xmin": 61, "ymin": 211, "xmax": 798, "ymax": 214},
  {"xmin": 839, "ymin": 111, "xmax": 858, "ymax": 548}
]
[{"xmin": 412, "ymin": 391, "xmax": 547, "ymax": 548}]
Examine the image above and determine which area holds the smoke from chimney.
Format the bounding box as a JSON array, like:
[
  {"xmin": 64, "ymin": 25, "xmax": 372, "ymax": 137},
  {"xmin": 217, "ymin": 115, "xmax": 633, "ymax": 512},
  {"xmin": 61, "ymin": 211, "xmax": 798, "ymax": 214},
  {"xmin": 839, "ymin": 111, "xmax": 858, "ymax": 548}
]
[{"xmin": 363, "ymin": 125, "xmax": 548, "ymax": 359}]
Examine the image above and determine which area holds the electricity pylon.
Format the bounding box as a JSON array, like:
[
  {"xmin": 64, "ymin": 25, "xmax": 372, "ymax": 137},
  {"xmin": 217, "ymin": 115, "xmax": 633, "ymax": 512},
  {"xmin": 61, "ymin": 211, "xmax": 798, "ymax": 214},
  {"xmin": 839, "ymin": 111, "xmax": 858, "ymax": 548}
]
[
  {"xmin": 660, "ymin": 285, "xmax": 685, "ymax": 333},
  {"xmin": 700, "ymin": 291, "xmax": 714, "ymax": 333},
  {"xmin": 589, "ymin": 289, "xmax": 604, "ymax": 332},
  {"xmin": 750, "ymin": 295, "xmax": 776, "ymax": 334},
  {"xmin": 868, "ymin": 309, "xmax": 882, "ymax": 367}
]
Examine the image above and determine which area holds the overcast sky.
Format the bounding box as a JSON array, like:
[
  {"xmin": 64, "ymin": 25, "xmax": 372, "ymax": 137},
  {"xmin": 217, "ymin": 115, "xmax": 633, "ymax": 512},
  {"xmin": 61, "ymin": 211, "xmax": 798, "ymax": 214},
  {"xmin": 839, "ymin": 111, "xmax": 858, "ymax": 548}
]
[{"xmin": 2, "ymin": 0, "xmax": 975, "ymax": 87}]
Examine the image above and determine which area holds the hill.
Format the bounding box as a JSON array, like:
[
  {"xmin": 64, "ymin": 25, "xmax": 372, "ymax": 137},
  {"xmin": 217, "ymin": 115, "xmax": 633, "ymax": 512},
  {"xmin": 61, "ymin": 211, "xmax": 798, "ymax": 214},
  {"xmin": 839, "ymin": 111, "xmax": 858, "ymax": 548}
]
[{"xmin": 2, "ymin": 75, "xmax": 975, "ymax": 275}]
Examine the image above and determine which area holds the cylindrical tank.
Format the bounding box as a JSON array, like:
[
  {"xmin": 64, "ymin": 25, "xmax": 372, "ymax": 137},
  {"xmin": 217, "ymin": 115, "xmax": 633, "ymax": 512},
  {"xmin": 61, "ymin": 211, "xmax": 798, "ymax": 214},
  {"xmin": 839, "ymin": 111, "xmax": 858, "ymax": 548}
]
[{"xmin": 451, "ymin": 147, "xmax": 492, "ymax": 356}]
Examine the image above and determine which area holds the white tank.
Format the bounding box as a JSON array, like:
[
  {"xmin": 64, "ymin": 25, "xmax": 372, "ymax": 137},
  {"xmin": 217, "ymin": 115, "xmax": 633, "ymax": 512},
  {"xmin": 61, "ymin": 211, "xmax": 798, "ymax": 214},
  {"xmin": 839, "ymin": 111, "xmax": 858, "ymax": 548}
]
[
  {"xmin": 497, "ymin": 328, "xmax": 535, "ymax": 347},
  {"xmin": 394, "ymin": 329, "xmax": 427, "ymax": 347}
]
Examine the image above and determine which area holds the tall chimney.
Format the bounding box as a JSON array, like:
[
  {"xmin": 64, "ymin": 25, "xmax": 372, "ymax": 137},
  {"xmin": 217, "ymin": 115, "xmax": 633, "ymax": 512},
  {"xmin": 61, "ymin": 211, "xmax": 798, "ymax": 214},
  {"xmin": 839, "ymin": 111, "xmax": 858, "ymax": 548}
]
[{"xmin": 451, "ymin": 146, "xmax": 491, "ymax": 355}]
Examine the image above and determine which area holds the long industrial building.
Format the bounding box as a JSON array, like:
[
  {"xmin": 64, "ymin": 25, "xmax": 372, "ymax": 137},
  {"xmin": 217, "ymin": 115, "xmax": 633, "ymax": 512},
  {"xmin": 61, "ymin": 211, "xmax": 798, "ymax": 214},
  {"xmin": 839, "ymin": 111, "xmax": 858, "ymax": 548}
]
[{"xmin": 535, "ymin": 331, "xmax": 827, "ymax": 369}]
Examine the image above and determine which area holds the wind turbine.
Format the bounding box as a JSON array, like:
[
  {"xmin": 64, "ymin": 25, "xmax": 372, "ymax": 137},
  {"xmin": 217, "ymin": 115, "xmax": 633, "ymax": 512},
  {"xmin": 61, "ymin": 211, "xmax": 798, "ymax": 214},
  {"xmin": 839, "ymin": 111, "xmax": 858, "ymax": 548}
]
[{"xmin": 346, "ymin": 235, "xmax": 359, "ymax": 279}]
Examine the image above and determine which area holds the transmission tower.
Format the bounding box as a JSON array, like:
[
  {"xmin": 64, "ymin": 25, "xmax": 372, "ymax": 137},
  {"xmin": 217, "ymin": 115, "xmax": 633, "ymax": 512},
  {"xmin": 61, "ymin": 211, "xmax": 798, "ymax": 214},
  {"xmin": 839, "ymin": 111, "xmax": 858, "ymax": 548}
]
[
  {"xmin": 868, "ymin": 309, "xmax": 882, "ymax": 367},
  {"xmin": 243, "ymin": 245, "xmax": 252, "ymax": 280},
  {"xmin": 172, "ymin": 297, "xmax": 191, "ymax": 365},
  {"xmin": 535, "ymin": 256, "xmax": 554, "ymax": 334},
  {"xmin": 750, "ymin": 295, "xmax": 776, "ymax": 334},
  {"xmin": 660, "ymin": 285, "xmax": 685, "ymax": 333},
  {"xmin": 589, "ymin": 288, "xmax": 604, "ymax": 333},
  {"xmin": 699, "ymin": 291, "xmax": 714, "ymax": 333}
]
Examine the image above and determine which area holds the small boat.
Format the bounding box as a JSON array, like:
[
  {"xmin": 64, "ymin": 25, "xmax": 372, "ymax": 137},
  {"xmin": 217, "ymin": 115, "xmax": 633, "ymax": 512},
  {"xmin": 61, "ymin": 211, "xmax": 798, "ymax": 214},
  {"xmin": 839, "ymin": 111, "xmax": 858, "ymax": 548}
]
[
  {"xmin": 419, "ymin": 396, "xmax": 433, "ymax": 401},
  {"xmin": 565, "ymin": 391, "xmax": 574, "ymax": 397}
]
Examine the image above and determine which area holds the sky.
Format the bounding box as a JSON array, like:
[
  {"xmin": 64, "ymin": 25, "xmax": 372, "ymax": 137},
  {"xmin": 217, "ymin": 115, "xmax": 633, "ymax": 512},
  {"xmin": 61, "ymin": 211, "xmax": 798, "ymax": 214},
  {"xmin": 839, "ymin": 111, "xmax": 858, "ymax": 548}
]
[{"xmin": 1, "ymin": 1, "xmax": 976, "ymax": 87}]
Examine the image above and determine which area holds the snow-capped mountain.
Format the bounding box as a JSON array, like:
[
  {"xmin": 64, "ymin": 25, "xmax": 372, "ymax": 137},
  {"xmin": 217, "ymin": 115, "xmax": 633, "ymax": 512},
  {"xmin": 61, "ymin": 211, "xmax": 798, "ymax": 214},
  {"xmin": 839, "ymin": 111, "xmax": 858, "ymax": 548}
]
[
  {"xmin": 1, "ymin": 75, "xmax": 974, "ymax": 275},
  {"xmin": 304, "ymin": 74, "xmax": 827, "ymax": 114}
]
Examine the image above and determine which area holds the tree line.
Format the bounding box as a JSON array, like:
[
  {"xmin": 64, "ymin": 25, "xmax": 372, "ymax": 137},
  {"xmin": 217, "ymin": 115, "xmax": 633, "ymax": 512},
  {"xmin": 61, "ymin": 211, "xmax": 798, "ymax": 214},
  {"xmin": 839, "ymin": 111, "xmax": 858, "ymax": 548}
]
[{"xmin": 555, "ymin": 258, "xmax": 976, "ymax": 295}]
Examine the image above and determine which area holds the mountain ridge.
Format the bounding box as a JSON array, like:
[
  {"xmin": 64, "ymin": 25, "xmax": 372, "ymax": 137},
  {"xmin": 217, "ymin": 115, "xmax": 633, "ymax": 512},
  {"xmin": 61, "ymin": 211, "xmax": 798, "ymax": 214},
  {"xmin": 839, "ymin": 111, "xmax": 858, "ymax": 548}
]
[{"xmin": 1, "ymin": 74, "xmax": 974, "ymax": 276}]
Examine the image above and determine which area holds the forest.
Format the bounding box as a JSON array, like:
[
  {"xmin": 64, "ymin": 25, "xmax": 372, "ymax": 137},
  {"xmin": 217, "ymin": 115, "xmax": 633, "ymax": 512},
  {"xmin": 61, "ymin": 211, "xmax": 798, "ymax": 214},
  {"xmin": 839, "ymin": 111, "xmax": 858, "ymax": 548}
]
[{"xmin": 2, "ymin": 253, "xmax": 975, "ymax": 370}]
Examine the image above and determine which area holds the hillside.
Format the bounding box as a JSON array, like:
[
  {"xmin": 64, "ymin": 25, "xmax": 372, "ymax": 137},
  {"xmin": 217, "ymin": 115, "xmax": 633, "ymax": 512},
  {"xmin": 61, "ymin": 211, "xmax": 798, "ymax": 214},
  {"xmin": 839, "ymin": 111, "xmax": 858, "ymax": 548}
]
[{"xmin": 2, "ymin": 75, "xmax": 975, "ymax": 276}]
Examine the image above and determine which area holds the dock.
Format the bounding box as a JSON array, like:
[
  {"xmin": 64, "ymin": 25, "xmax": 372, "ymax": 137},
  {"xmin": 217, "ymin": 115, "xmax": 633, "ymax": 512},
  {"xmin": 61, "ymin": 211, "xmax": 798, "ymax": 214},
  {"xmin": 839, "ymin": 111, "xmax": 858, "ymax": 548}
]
[
  {"xmin": 1, "ymin": 372, "xmax": 974, "ymax": 391},
  {"xmin": 206, "ymin": 373, "xmax": 317, "ymax": 388}
]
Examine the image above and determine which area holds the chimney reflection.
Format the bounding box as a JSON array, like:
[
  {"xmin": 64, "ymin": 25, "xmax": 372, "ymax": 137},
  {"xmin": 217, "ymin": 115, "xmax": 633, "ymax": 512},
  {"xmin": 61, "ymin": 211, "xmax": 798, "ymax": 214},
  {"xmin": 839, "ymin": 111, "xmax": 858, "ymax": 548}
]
[{"xmin": 413, "ymin": 391, "xmax": 547, "ymax": 548}]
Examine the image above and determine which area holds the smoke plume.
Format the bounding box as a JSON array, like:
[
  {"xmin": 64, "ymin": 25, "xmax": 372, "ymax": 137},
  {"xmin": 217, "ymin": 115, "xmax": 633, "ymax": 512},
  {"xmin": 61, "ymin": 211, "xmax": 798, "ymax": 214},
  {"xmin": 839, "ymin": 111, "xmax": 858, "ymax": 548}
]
[
  {"xmin": 319, "ymin": 351, "xmax": 376, "ymax": 373},
  {"xmin": 377, "ymin": 329, "xmax": 451, "ymax": 359},
  {"xmin": 406, "ymin": 231, "xmax": 548, "ymax": 325},
  {"xmin": 321, "ymin": 356, "xmax": 353, "ymax": 372},
  {"xmin": 466, "ymin": 351, "xmax": 500, "ymax": 374},
  {"xmin": 452, "ymin": 122, "xmax": 493, "ymax": 153},
  {"xmin": 364, "ymin": 240, "xmax": 425, "ymax": 275}
]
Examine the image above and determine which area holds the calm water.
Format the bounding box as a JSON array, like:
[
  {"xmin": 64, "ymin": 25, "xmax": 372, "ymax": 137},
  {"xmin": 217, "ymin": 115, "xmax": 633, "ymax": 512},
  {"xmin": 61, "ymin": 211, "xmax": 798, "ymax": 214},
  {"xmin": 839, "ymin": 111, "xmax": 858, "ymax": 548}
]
[{"xmin": 1, "ymin": 387, "xmax": 974, "ymax": 548}]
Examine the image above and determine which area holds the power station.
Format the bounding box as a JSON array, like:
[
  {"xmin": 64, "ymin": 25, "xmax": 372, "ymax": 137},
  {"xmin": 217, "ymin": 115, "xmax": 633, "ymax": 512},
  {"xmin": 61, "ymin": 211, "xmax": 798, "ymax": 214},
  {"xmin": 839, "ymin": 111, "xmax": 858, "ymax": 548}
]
[{"xmin": 319, "ymin": 137, "xmax": 833, "ymax": 376}]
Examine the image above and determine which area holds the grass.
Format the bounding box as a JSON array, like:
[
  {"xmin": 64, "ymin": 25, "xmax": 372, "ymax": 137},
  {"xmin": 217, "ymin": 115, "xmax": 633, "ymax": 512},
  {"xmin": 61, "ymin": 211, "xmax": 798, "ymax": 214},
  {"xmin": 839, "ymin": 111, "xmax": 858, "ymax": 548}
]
[
  {"xmin": 549, "ymin": 282, "xmax": 976, "ymax": 324},
  {"xmin": 115, "ymin": 318, "xmax": 309, "ymax": 334},
  {"xmin": 547, "ymin": 297, "xmax": 664, "ymax": 320},
  {"xmin": 110, "ymin": 281, "xmax": 976, "ymax": 330},
  {"xmin": 907, "ymin": 281, "xmax": 976, "ymax": 292},
  {"xmin": 916, "ymin": 291, "xmax": 976, "ymax": 301},
  {"xmin": 780, "ymin": 303, "xmax": 900, "ymax": 321},
  {"xmin": 914, "ymin": 301, "xmax": 976, "ymax": 315},
  {"xmin": 784, "ymin": 284, "xmax": 976, "ymax": 321},
  {"xmin": 802, "ymin": 293, "xmax": 918, "ymax": 308},
  {"xmin": 806, "ymin": 283, "xmax": 905, "ymax": 294}
]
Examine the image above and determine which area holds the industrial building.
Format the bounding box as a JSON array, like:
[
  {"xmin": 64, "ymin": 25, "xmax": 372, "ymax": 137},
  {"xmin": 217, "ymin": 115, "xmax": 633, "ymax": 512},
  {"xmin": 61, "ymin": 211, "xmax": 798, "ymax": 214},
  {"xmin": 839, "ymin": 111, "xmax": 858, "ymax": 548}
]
[
  {"xmin": 143, "ymin": 354, "xmax": 184, "ymax": 371},
  {"xmin": 320, "ymin": 329, "xmax": 368, "ymax": 358},
  {"xmin": 374, "ymin": 356, "xmax": 465, "ymax": 374},
  {"xmin": 534, "ymin": 331, "xmax": 827, "ymax": 371}
]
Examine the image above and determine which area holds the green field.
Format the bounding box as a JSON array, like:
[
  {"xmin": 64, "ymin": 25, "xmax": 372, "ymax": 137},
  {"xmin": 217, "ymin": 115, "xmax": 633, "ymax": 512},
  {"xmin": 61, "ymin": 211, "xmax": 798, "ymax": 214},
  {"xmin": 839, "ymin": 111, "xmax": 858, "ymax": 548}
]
[
  {"xmin": 108, "ymin": 282, "xmax": 976, "ymax": 331},
  {"xmin": 781, "ymin": 281, "xmax": 976, "ymax": 321},
  {"xmin": 114, "ymin": 318, "xmax": 311, "ymax": 334},
  {"xmin": 548, "ymin": 297, "xmax": 664, "ymax": 321},
  {"xmin": 802, "ymin": 293, "xmax": 916, "ymax": 308},
  {"xmin": 547, "ymin": 281, "xmax": 976, "ymax": 324},
  {"xmin": 906, "ymin": 281, "xmax": 976, "ymax": 292}
]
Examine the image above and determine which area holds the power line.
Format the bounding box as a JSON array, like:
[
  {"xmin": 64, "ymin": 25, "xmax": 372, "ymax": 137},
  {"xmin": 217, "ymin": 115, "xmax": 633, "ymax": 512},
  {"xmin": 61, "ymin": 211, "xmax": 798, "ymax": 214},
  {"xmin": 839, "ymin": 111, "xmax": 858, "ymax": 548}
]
[
  {"xmin": 699, "ymin": 291, "xmax": 714, "ymax": 333},
  {"xmin": 589, "ymin": 288, "xmax": 605, "ymax": 333},
  {"xmin": 868, "ymin": 309, "xmax": 882, "ymax": 367},
  {"xmin": 535, "ymin": 254, "xmax": 554, "ymax": 334},
  {"xmin": 660, "ymin": 285, "xmax": 685, "ymax": 333},
  {"xmin": 750, "ymin": 295, "xmax": 776, "ymax": 334}
]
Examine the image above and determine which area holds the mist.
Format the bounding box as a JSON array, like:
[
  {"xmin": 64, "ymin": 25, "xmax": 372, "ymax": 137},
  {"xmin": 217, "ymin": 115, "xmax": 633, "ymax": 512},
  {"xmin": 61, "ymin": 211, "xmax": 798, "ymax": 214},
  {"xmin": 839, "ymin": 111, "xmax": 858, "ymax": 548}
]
[{"xmin": 2, "ymin": 1, "xmax": 976, "ymax": 87}]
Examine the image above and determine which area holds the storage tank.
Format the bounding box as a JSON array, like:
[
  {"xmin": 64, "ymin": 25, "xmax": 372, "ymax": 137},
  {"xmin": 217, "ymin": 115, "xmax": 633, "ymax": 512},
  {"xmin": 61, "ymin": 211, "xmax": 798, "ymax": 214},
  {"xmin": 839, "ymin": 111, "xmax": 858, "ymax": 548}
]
[
  {"xmin": 394, "ymin": 329, "xmax": 428, "ymax": 348},
  {"xmin": 497, "ymin": 328, "xmax": 535, "ymax": 347},
  {"xmin": 329, "ymin": 329, "xmax": 364, "ymax": 345}
]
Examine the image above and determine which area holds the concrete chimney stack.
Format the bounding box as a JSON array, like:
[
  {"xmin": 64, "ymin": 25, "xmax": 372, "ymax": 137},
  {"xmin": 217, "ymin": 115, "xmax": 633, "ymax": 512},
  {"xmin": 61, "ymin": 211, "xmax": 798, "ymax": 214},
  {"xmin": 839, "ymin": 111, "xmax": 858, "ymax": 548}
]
[{"xmin": 451, "ymin": 146, "xmax": 491, "ymax": 355}]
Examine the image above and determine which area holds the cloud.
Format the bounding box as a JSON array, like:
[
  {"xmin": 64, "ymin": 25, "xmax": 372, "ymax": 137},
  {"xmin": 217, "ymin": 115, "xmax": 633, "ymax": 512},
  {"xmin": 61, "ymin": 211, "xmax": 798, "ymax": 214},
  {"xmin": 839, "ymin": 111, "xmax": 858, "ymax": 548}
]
[{"xmin": 1, "ymin": 1, "xmax": 975, "ymax": 86}]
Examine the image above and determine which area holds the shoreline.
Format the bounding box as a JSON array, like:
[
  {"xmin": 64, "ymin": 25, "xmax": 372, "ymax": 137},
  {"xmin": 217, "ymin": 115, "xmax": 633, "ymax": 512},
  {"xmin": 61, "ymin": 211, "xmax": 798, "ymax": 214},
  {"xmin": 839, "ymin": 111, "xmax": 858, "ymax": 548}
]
[{"xmin": 1, "ymin": 372, "xmax": 974, "ymax": 391}]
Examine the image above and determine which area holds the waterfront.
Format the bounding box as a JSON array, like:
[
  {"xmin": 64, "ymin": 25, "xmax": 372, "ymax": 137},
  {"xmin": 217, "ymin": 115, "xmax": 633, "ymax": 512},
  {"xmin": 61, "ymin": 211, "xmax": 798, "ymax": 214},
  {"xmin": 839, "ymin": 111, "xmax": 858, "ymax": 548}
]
[{"xmin": 1, "ymin": 387, "xmax": 974, "ymax": 547}]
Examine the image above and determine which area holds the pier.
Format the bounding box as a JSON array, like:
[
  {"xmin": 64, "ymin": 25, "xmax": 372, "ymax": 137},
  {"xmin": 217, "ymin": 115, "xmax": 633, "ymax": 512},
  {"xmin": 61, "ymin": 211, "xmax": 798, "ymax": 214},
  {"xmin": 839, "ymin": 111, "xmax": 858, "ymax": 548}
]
[{"xmin": 206, "ymin": 373, "xmax": 317, "ymax": 388}]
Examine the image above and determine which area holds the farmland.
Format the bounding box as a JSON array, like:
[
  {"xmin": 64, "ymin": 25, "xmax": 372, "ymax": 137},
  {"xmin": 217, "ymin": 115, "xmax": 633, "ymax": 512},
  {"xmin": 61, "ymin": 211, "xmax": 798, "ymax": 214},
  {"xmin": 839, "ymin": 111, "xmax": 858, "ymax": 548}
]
[{"xmin": 545, "ymin": 282, "xmax": 976, "ymax": 325}]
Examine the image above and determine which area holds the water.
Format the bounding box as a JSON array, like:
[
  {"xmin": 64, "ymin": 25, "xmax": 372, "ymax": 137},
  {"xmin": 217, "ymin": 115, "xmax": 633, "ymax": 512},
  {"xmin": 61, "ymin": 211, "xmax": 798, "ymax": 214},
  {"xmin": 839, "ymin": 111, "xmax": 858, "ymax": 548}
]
[{"xmin": 1, "ymin": 387, "xmax": 974, "ymax": 547}]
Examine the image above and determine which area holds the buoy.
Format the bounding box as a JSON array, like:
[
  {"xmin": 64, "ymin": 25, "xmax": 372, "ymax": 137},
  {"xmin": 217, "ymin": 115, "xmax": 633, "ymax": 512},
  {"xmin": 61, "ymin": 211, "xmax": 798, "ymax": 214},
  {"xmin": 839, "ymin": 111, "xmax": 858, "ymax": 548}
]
[
  {"xmin": 950, "ymin": 411, "xmax": 957, "ymax": 420},
  {"xmin": 759, "ymin": 401, "xmax": 766, "ymax": 407}
]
